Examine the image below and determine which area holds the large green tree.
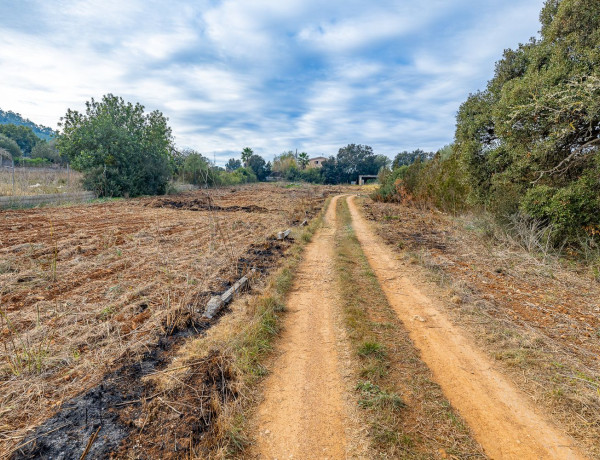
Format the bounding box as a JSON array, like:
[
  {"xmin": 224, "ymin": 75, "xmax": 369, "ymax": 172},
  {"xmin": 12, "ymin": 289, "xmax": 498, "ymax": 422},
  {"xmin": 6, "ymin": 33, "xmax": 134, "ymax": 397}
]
[
  {"xmin": 57, "ymin": 94, "xmax": 174, "ymax": 197},
  {"xmin": 321, "ymin": 156, "xmax": 340, "ymax": 184},
  {"xmin": 0, "ymin": 134, "xmax": 22, "ymax": 159},
  {"xmin": 247, "ymin": 154, "xmax": 269, "ymax": 181},
  {"xmin": 454, "ymin": 0, "xmax": 600, "ymax": 242},
  {"xmin": 336, "ymin": 144, "xmax": 389, "ymax": 183},
  {"xmin": 225, "ymin": 158, "xmax": 242, "ymax": 171},
  {"xmin": 0, "ymin": 124, "xmax": 39, "ymax": 155},
  {"xmin": 392, "ymin": 149, "xmax": 434, "ymax": 169}
]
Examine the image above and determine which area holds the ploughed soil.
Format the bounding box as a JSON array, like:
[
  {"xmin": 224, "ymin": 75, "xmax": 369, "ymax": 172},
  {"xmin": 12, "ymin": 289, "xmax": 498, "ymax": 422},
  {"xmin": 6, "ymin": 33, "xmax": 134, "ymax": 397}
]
[
  {"xmin": 0, "ymin": 184, "xmax": 339, "ymax": 458},
  {"xmin": 362, "ymin": 199, "xmax": 600, "ymax": 458}
]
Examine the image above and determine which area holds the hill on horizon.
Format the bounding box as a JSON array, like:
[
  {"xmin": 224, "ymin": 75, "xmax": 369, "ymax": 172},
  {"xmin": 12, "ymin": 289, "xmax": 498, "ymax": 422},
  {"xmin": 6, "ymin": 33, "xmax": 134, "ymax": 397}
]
[{"xmin": 0, "ymin": 108, "xmax": 56, "ymax": 140}]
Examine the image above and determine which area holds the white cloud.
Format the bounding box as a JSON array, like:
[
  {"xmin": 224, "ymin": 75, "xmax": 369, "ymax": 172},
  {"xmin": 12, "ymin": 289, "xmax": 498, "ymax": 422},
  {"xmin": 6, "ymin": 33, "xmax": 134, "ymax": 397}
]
[{"xmin": 0, "ymin": 0, "xmax": 546, "ymax": 164}]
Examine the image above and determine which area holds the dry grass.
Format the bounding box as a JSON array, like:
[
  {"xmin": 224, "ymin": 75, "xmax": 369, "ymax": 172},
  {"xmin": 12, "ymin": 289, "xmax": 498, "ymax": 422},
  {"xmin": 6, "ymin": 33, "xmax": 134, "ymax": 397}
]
[
  {"xmin": 363, "ymin": 199, "xmax": 600, "ymax": 458},
  {"xmin": 334, "ymin": 197, "xmax": 485, "ymax": 459},
  {"xmin": 0, "ymin": 183, "xmax": 337, "ymax": 457},
  {"xmin": 123, "ymin": 196, "xmax": 329, "ymax": 459},
  {"xmin": 0, "ymin": 166, "xmax": 83, "ymax": 196}
]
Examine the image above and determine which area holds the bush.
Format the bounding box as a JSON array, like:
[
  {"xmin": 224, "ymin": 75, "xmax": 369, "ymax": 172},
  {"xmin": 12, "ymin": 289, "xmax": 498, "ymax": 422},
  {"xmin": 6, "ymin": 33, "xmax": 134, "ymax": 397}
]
[
  {"xmin": 0, "ymin": 134, "xmax": 22, "ymax": 159},
  {"xmin": 217, "ymin": 167, "xmax": 257, "ymax": 186},
  {"xmin": 0, "ymin": 124, "xmax": 39, "ymax": 155},
  {"xmin": 371, "ymin": 167, "xmax": 408, "ymax": 203},
  {"xmin": 180, "ymin": 151, "xmax": 219, "ymax": 186},
  {"xmin": 21, "ymin": 157, "xmax": 51, "ymax": 167},
  {"xmin": 298, "ymin": 167, "xmax": 324, "ymax": 183},
  {"xmin": 417, "ymin": 153, "xmax": 470, "ymax": 213},
  {"xmin": 521, "ymin": 176, "xmax": 600, "ymax": 244},
  {"xmin": 373, "ymin": 149, "xmax": 470, "ymax": 214},
  {"xmin": 58, "ymin": 94, "xmax": 173, "ymax": 197},
  {"xmin": 31, "ymin": 139, "xmax": 61, "ymax": 163}
]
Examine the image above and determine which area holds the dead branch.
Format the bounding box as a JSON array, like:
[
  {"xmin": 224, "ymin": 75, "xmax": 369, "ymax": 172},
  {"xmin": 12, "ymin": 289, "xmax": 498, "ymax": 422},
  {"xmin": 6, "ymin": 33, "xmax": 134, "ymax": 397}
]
[
  {"xmin": 80, "ymin": 425, "xmax": 102, "ymax": 460},
  {"xmin": 532, "ymin": 137, "xmax": 600, "ymax": 184}
]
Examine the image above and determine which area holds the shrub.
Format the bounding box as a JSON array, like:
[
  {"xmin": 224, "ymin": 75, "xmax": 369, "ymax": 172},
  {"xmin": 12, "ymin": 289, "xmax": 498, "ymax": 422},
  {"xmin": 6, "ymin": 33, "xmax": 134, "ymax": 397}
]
[
  {"xmin": 21, "ymin": 157, "xmax": 51, "ymax": 167},
  {"xmin": 298, "ymin": 167, "xmax": 324, "ymax": 183},
  {"xmin": 58, "ymin": 94, "xmax": 173, "ymax": 197},
  {"xmin": 521, "ymin": 176, "xmax": 600, "ymax": 244},
  {"xmin": 373, "ymin": 149, "xmax": 470, "ymax": 214},
  {"xmin": 0, "ymin": 134, "xmax": 22, "ymax": 159},
  {"xmin": 371, "ymin": 167, "xmax": 408, "ymax": 203},
  {"xmin": 217, "ymin": 167, "xmax": 257, "ymax": 186}
]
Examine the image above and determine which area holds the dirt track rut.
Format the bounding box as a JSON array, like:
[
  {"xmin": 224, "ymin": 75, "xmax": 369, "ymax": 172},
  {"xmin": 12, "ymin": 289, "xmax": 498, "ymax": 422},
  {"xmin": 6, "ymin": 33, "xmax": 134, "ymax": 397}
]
[
  {"xmin": 254, "ymin": 195, "xmax": 349, "ymax": 459},
  {"xmin": 253, "ymin": 195, "xmax": 586, "ymax": 459},
  {"xmin": 347, "ymin": 195, "xmax": 586, "ymax": 460}
]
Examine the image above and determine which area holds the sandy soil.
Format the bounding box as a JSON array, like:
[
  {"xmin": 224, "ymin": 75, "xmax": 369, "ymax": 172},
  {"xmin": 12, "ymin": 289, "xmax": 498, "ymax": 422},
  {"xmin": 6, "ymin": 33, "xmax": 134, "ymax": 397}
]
[
  {"xmin": 347, "ymin": 195, "xmax": 586, "ymax": 459},
  {"xmin": 253, "ymin": 195, "xmax": 351, "ymax": 459}
]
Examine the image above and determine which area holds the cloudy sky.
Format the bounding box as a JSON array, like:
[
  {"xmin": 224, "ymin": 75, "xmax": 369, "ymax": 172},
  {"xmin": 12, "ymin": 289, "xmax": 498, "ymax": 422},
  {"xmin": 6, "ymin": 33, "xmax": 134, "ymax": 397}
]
[{"xmin": 0, "ymin": 0, "xmax": 544, "ymax": 164}]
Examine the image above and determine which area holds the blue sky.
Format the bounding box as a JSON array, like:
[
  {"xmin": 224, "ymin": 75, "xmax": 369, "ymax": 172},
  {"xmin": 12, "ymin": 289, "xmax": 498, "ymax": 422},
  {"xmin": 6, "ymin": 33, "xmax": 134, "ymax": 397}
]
[{"xmin": 0, "ymin": 0, "xmax": 544, "ymax": 164}]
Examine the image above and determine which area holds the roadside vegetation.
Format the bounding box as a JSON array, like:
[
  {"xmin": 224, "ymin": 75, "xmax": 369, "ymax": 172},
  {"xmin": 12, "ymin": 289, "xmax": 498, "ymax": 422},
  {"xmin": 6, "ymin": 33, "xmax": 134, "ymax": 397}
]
[
  {"xmin": 374, "ymin": 0, "xmax": 600, "ymax": 263},
  {"xmin": 362, "ymin": 197, "xmax": 600, "ymax": 457},
  {"xmin": 334, "ymin": 197, "xmax": 485, "ymax": 459}
]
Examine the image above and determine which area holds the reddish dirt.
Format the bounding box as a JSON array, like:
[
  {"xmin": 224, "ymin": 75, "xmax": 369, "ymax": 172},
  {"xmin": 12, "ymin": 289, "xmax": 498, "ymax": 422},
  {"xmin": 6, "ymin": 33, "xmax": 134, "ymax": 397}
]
[
  {"xmin": 253, "ymin": 195, "xmax": 350, "ymax": 459},
  {"xmin": 348, "ymin": 196, "xmax": 587, "ymax": 459},
  {"xmin": 361, "ymin": 201, "xmax": 600, "ymax": 367}
]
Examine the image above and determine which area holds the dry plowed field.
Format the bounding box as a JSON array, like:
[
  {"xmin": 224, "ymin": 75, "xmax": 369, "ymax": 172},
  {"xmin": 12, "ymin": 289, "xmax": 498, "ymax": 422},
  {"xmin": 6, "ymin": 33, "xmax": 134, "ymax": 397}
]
[{"xmin": 0, "ymin": 184, "xmax": 336, "ymax": 458}]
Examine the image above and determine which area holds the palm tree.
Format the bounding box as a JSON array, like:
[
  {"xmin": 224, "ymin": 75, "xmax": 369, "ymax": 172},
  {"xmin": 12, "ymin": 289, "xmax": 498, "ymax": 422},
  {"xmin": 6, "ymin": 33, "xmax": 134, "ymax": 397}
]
[
  {"xmin": 241, "ymin": 147, "xmax": 253, "ymax": 166},
  {"xmin": 298, "ymin": 152, "xmax": 309, "ymax": 170}
]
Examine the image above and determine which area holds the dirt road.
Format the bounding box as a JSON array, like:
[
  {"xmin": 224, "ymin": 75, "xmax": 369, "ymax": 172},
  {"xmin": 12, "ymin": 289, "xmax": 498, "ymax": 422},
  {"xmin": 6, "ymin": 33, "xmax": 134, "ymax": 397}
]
[
  {"xmin": 346, "ymin": 195, "xmax": 586, "ymax": 460},
  {"xmin": 254, "ymin": 195, "xmax": 351, "ymax": 459},
  {"xmin": 253, "ymin": 195, "xmax": 586, "ymax": 459}
]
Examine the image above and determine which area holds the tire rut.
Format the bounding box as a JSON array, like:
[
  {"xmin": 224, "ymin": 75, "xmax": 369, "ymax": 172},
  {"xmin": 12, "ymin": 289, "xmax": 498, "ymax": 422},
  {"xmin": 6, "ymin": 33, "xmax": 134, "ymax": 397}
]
[
  {"xmin": 347, "ymin": 195, "xmax": 586, "ymax": 460},
  {"xmin": 253, "ymin": 195, "xmax": 350, "ymax": 459}
]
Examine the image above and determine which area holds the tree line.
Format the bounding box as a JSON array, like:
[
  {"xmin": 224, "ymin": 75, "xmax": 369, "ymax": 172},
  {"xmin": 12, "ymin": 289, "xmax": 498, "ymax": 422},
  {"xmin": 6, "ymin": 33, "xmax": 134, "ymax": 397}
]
[
  {"xmin": 375, "ymin": 0, "xmax": 600, "ymax": 250},
  {"xmin": 0, "ymin": 123, "xmax": 62, "ymax": 166},
  {"xmin": 3, "ymin": 93, "xmax": 392, "ymax": 197}
]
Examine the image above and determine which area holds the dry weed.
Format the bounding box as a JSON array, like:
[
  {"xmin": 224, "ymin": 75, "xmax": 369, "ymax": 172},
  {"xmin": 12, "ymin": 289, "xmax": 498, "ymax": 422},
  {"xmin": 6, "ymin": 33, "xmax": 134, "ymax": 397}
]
[{"xmin": 363, "ymin": 199, "xmax": 600, "ymax": 458}]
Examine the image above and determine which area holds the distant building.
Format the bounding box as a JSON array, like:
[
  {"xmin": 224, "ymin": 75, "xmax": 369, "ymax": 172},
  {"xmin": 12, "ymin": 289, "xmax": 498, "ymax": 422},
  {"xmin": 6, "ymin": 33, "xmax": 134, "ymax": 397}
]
[{"xmin": 308, "ymin": 156, "xmax": 327, "ymax": 168}]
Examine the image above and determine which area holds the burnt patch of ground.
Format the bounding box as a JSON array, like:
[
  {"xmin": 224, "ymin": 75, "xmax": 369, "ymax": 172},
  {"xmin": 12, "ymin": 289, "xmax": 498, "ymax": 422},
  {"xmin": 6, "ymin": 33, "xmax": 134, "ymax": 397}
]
[
  {"xmin": 12, "ymin": 363, "xmax": 143, "ymax": 459},
  {"xmin": 234, "ymin": 239, "xmax": 290, "ymax": 280},
  {"xmin": 115, "ymin": 350, "xmax": 238, "ymax": 459},
  {"xmin": 0, "ymin": 183, "xmax": 335, "ymax": 457},
  {"xmin": 12, "ymin": 348, "xmax": 237, "ymax": 460},
  {"xmin": 148, "ymin": 195, "xmax": 269, "ymax": 214},
  {"xmin": 10, "ymin": 312, "xmax": 213, "ymax": 460}
]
